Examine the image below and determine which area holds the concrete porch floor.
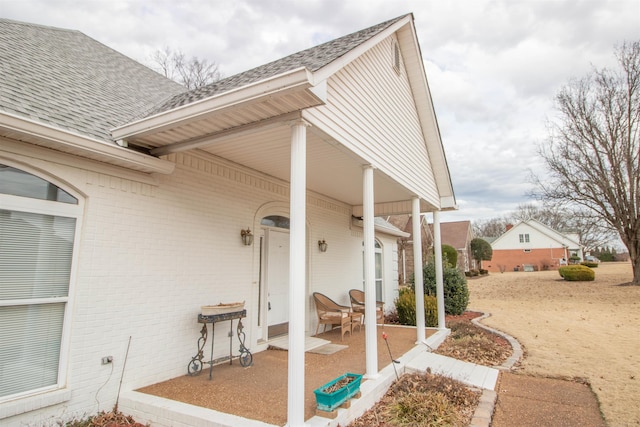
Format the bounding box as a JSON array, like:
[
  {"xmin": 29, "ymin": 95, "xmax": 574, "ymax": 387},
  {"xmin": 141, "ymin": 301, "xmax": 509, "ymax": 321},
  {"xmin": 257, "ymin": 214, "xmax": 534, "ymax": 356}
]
[{"xmin": 120, "ymin": 325, "xmax": 495, "ymax": 427}]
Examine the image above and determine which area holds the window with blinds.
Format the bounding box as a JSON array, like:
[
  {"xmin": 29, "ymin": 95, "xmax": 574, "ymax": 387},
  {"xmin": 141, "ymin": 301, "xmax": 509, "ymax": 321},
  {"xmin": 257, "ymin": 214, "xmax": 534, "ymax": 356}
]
[{"xmin": 0, "ymin": 164, "xmax": 80, "ymax": 401}]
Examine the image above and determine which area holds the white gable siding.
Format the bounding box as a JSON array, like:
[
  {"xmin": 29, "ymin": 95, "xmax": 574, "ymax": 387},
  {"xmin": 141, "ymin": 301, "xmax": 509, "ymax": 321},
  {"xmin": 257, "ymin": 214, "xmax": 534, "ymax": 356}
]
[
  {"xmin": 306, "ymin": 35, "xmax": 439, "ymax": 206},
  {"xmin": 493, "ymin": 222, "xmax": 576, "ymax": 250}
]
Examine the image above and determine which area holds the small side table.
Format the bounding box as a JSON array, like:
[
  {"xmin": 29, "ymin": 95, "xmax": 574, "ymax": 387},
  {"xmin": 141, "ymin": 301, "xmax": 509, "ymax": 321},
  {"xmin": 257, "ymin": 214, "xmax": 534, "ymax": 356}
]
[{"xmin": 187, "ymin": 309, "xmax": 253, "ymax": 379}]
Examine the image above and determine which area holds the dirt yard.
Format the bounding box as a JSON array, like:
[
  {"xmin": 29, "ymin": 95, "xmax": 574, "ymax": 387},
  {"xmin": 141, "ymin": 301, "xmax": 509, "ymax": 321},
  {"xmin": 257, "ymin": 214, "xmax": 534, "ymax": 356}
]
[{"xmin": 468, "ymin": 262, "xmax": 640, "ymax": 426}]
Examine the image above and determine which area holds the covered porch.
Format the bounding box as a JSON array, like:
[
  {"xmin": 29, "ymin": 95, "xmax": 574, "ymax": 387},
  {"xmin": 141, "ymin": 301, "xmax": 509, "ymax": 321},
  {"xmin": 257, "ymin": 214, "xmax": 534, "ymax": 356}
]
[
  {"xmin": 122, "ymin": 325, "xmax": 450, "ymax": 426},
  {"xmin": 113, "ymin": 114, "xmax": 454, "ymax": 425}
]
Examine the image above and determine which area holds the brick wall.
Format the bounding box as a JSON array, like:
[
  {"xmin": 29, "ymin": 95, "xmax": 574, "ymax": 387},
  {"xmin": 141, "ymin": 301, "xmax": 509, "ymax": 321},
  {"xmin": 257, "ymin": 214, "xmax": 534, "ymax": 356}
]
[{"xmin": 483, "ymin": 247, "xmax": 568, "ymax": 272}]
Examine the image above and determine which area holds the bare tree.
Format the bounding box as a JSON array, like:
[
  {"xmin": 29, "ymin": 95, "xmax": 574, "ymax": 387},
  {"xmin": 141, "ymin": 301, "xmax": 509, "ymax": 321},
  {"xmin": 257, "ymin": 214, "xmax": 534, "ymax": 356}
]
[
  {"xmin": 510, "ymin": 202, "xmax": 567, "ymax": 230},
  {"xmin": 151, "ymin": 47, "xmax": 222, "ymax": 90},
  {"xmin": 472, "ymin": 217, "xmax": 509, "ymax": 238},
  {"xmin": 533, "ymin": 41, "xmax": 640, "ymax": 284}
]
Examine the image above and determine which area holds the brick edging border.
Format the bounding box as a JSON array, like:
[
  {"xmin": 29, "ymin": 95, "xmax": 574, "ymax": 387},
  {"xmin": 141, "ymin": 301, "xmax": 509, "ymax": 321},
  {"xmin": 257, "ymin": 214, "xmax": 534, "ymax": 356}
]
[{"xmin": 471, "ymin": 311, "xmax": 523, "ymax": 370}]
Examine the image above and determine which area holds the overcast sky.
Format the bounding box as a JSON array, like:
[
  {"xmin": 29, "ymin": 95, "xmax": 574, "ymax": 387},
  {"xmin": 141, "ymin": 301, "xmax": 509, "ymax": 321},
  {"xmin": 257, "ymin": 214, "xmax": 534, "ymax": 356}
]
[{"xmin": 3, "ymin": 0, "xmax": 639, "ymax": 223}]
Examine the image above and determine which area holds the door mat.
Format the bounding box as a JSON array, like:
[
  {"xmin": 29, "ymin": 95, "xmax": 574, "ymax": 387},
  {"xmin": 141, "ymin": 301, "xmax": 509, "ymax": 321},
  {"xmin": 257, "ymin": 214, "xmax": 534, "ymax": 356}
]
[
  {"xmin": 308, "ymin": 343, "xmax": 348, "ymax": 355},
  {"xmin": 268, "ymin": 336, "xmax": 330, "ymax": 352}
]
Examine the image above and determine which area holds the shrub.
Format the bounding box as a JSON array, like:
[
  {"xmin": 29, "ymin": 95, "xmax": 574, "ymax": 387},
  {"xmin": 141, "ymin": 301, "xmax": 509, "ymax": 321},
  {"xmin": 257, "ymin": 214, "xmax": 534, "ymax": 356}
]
[
  {"xmin": 395, "ymin": 288, "xmax": 438, "ymax": 327},
  {"xmin": 479, "ymin": 269, "xmax": 488, "ymax": 275},
  {"xmin": 581, "ymin": 261, "xmax": 599, "ymax": 268},
  {"xmin": 442, "ymin": 244, "xmax": 458, "ymax": 268},
  {"xmin": 419, "ymin": 261, "xmax": 470, "ymax": 315},
  {"xmin": 470, "ymin": 237, "xmax": 493, "ymax": 269},
  {"xmin": 559, "ymin": 265, "xmax": 595, "ymax": 281}
]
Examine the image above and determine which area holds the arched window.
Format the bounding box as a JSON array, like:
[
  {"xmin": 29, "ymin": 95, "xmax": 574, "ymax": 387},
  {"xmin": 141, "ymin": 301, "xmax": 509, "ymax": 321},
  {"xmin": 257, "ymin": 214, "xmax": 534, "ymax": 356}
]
[
  {"xmin": 261, "ymin": 215, "xmax": 290, "ymax": 229},
  {"xmin": 0, "ymin": 163, "xmax": 81, "ymax": 400}
]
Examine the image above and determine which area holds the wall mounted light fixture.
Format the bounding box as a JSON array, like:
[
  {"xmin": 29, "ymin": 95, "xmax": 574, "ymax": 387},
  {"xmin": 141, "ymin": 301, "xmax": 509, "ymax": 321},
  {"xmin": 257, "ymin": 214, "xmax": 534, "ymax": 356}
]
[
  {"xmin": 318, "ymin": 239, "xmax": 328, "ymax": 252},
  {"xmin": 241, "ymin": 228, "xmax": 254, "ymax": 246}
]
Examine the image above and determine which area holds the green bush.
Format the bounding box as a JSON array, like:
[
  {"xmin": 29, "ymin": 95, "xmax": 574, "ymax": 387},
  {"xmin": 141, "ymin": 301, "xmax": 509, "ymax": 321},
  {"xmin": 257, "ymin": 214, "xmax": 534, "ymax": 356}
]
[
  {"xmin": 415, "ymin": 261, "xmax": 469, "ymax": 315},
  {"xmin": 395, "ymin": 288, "xmax": 438, "ymax": 327},
  {"xmin": 442, "ymin": 244, "xmax": 458, "ymax": 268},
  {"xmin": 581, "ymin": 261, "xmax": 599, "ymax": 268},
  {"xmin": 559, "ymin": 265, "xmax": 595, "ymax": 281}
]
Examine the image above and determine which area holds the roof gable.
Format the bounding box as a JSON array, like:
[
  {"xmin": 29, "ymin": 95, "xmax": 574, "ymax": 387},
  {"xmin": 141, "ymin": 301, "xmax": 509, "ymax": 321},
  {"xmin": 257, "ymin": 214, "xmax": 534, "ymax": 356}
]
[
  {"xmin": 438, "ymin": 221, "xmax": 472, "ymax": 249},
  {"xmin": 492, "ymin": 219, "xmax": 581, "ymax": 249},
  {"xmin": 145, "ymin": 15, "xmax": 408, "ymax": 117}
]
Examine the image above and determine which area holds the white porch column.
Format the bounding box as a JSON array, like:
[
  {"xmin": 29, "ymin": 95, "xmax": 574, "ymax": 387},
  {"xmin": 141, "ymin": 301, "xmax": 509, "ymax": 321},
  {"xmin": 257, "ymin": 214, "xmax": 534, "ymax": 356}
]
[
  {"xmin": 287, "ymin": 120, "xmax": 308, "ymax": 427},
  {"xmin": 433, "ymin": 210, "xmax": 446, "ymax": 329},
  {"xmin": 412, "ymin": 198, "xmax": 426, "ymax": 343},
  {"xmin": 363, "ymin": 165, "xmax": 379, "ymax": 378}
]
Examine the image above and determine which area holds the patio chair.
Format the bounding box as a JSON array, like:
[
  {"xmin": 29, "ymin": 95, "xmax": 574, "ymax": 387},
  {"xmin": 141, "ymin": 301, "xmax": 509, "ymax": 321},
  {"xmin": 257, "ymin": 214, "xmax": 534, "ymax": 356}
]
[
  {"xmin": 312, "ymin": 292, "xmax": 352, "ymax": 340},
  {"xmin": 349, "ymin": 289, "xmax": 384, "ymax": 325}
]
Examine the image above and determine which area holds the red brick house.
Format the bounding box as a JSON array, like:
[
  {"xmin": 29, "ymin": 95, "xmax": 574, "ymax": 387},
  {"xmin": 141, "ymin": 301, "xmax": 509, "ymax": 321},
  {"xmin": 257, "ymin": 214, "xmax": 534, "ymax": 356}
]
[
  {"xmin": 484, "ymin": 219, "xmax": 583, "ymax": 273},
  {"xmin": 388, "ymin": 217, "xmax": 472, "ymax": 283}
]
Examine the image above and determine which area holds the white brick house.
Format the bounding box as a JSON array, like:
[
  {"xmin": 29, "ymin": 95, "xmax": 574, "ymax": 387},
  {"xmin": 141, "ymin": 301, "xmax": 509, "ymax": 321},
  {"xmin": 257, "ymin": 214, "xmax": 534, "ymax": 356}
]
[{"xmin": 0, "ymin": 14, "xmax": 456, "ymax": 426}]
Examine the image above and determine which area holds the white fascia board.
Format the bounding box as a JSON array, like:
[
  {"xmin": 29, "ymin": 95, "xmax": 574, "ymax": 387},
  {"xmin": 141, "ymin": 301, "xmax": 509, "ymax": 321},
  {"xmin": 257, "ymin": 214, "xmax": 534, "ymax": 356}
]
[
  {"xmin": 400, "ymin": 21, "xmax": 456, "ymax": 206},
  {"xmin": 111, "ymin": 67, "xmax": 317, "ymax": 140},
  {"xmin": 439, "ymin": 196, "xmax": 458, "ymax": 210},
  {"xmin": 0, "ymin": 112, "xmax": 175, "ymax": 175}
]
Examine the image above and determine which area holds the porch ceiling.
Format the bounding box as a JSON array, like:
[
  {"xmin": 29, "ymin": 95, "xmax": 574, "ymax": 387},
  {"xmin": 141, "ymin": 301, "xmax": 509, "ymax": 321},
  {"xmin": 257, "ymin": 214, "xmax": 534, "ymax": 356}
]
[
  {"xmin": 126, "ymin": 109, "xmax": 422, "ymax": 213},
  {"xmin": 197, "ymin": 121, "xmax": 417, "ymax": 208}
]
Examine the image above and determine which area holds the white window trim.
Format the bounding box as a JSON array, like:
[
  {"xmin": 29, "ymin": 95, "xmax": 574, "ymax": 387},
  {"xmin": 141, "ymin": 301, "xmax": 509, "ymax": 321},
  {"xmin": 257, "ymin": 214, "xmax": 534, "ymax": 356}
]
[{"xmin": 0, "ymin": 164, "xmax": 83, "ymax": 407}]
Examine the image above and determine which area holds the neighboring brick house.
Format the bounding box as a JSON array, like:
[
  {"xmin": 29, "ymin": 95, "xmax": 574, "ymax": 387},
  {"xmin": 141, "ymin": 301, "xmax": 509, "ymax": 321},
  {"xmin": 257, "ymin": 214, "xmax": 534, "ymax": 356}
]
[
  {"xmin": 483, "ymin": 219, "xmax": 583, "ymax": 273},
  {"xmin": 0, "ymin": 15, "xmax": 456, "ymax": 427},
  {"xmin": 435, "ymin": 220, "xmax": 473, "ymax": 272},
  {"xmin": 387, "ymin": 217, "xmax": 472, "ymax": 283},
  {"xmin": 387, "ymin": 214, "xmax": 431, "ymax": 285}
]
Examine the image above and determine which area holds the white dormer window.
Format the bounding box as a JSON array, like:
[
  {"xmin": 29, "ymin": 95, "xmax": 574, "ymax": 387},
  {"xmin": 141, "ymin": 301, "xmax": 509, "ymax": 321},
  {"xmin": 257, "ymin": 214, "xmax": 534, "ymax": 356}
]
[{"xmin": 519, "ymin": 233, "xmax": 530, "ymax": 243}]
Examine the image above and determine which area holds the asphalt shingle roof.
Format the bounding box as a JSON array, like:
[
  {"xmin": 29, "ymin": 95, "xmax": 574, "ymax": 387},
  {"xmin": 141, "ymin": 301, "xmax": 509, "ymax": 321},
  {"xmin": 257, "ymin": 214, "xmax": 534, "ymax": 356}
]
[
  {"xmin": 1, "ymin": 14, "xmax": 408, "ymax": 142},
  {"xmin": 146, "ymin": 14, "xmax": 408, "ymax": 116},
  {"xmin": 0, "ymin": 19, "xmax": 185, "ymax": 143}
]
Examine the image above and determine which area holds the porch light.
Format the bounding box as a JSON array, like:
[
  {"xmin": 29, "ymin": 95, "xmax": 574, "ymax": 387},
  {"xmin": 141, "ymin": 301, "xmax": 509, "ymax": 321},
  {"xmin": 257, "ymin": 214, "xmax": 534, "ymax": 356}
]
[
  {"xmin": 241, "ymin": 228, "xmax": 254, "ymax": 246},
  {"xmin": 318, "ymin": 239, "xmax": 328, "ymax": 252}
]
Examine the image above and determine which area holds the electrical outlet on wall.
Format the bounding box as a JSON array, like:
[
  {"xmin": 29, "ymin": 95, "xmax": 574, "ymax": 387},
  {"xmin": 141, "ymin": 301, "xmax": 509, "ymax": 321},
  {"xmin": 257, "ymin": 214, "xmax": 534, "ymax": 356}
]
[{"xmin": 101, "ymin": 356, "xmax": 113, "ymax": 365}]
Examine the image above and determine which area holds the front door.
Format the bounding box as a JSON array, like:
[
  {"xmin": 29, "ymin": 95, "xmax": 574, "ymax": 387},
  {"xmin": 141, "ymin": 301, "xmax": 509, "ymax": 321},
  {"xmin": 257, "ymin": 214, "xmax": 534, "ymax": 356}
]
[{"xmin": 265, "ymin": 228, "xmax": 290, "ymax": 338}]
